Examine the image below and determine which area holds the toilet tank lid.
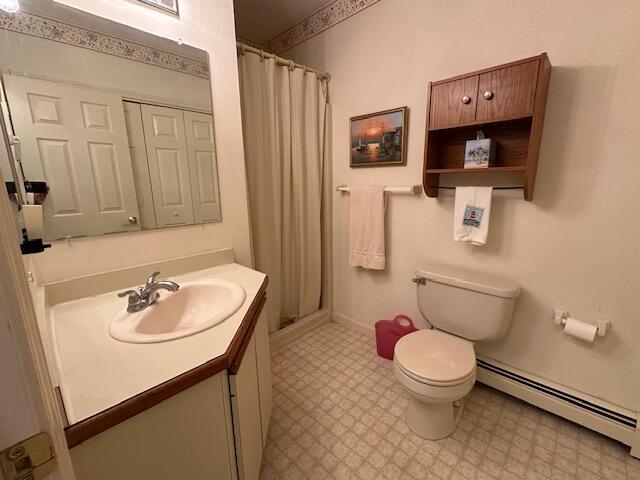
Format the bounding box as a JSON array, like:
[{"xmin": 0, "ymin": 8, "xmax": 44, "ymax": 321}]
[{"xmin": 416, "ymin": 265, "xmax": 521, "ymax": 298}]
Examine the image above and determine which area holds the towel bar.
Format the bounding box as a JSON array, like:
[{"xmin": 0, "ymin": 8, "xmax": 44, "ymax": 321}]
[
  {"xmin": 336, "ymin": 185, "xmax": 422, "ymax": 194},
  {"xmin": 433, "ymin": 186, "xmax": 524, "ymax": 190}
]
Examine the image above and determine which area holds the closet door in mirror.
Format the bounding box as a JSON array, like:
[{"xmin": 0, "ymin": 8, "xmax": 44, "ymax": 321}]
[
  {"xmin": 184, "ymin": 111, "xmax": 221, "ymax": 224},
  {"xmin": 141, "ymin": 104, "xmax": 195, "ymax": 227},
  {"xmin": 123, "ymin": 102, "xmax": 157, "ymax": 229}
]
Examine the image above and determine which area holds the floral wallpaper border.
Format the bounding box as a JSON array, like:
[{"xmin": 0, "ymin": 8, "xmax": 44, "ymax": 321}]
[
  {"xmin": 0, "ymin": 10, "xmax": 209, "ymax": 79},
  {"xmin": 264, "ymin": 0, "xmax": 383, "ymax": 54},
  {"xmin": 236, "ymin": 35, "xmax": 265, "ymax": 51}
]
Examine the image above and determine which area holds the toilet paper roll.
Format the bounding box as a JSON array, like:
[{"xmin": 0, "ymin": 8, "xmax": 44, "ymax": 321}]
[
  {"xmin": 22, "ymin": 204, "xmax": 44, "ymax": 239},
  {"xmin": 563, "ymin": 317, "xmax": 597, "ymax": 343}
]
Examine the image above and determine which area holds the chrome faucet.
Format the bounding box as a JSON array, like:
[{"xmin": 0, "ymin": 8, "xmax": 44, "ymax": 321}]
[{"xmin": 118, "ymin": 271, "xmax": 180, "ymax": 313}]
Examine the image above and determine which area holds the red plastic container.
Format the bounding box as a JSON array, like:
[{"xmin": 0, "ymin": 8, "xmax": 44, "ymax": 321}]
[{"xmin": 375, "ymin": 315, "xmax": 418, "ymax": 360}]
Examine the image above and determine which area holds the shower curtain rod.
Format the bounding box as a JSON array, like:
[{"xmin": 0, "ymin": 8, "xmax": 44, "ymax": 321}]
[{"xmin": 236, "ymin": 42, "xmax": 331, "ymax": 81}]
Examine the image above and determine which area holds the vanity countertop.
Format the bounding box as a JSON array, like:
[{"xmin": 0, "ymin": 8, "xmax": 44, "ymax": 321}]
[{"xmin": 50, "ymin": 262, "xmax": 266, "ymax": 428}]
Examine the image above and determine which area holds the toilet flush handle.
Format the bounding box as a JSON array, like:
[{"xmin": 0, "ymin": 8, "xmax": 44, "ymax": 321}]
[{"xmin": 412, "ymin": 276, "xmax": 426, "ymax": 285}]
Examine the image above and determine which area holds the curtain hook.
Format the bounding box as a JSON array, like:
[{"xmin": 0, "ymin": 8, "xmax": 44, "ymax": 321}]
[
  {"xmin": 288, "ymin": 60, "xmax": 295, "ymax": 71},
  {"xmin": 240, "ymin": 44, "xmax": 246, "ymax": 56},
  {"xmin": 260, "ymin": 49, "xmax": 265, "ymax": 62}
]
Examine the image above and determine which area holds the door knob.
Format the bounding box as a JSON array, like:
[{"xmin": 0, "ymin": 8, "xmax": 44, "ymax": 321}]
[
  {"xmin": 483, "ymin": 90, "xmax": 494, "ymax": 100},
  {"xmin": 461, "ymin": 95, "xmax": 471, "ymax": 104},
  {"xmin": 128, "ymin": 216, "xmax": 138, "ymax": 225}
]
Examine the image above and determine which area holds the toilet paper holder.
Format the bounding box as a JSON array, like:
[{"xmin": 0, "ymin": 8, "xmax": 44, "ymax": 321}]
[{"xmin": 552, "ymin": 308, "xmax": 610, "ymax": 337}]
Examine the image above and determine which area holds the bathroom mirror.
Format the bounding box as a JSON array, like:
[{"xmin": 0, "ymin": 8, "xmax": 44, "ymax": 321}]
[{"xmin": 0, "ymin": 0, "xmax": 221, "ymax": 242}]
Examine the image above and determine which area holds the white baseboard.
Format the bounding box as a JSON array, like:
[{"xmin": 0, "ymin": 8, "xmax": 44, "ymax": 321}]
[
  {"xmin": 269, "ymin": 308, "xmax": 331, "ymax": 353},
  {"xmin": 331, "ymin": 311, "xmax": 640, "ymax": 458},
  {"xmin": 332, "ymin": 312, "xmax": 375, "ymax": 337}
]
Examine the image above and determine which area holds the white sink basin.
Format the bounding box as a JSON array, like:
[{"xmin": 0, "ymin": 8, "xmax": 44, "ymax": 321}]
[{"xmin": 109, "ymin": 279, "xmax": 246, "ymax": 344}]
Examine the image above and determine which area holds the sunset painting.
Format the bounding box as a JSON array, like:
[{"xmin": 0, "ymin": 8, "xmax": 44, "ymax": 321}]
[{"xmin": 350, "ymin": 107, "xmax": 407, "ymax": 167}]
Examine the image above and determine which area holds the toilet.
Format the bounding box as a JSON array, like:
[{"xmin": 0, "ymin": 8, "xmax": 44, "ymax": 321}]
[{"xmin": 394, "ymin": 265, "xmax": 521, "ymax": 440}]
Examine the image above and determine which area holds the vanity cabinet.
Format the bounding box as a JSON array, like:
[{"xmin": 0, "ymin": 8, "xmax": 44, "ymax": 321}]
[
  {"xmin": 70, "ymin": 373, "xmax": 238, "ymax": 480},
  {"xmin": 424, "ymin": 53, "xmax": 551, "ymax": 200},
  {"xmin": 69, "ymin": 296, "xmax": 272, "ymax": 480}
]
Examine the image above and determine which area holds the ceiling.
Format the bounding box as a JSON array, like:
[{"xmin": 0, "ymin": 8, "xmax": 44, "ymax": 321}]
[{"xmin": 233, "ymin": 0, "xmax": 331, "ymax": 45}]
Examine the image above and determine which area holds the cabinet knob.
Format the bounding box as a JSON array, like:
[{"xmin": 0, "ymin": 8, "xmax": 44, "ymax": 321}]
[
  {"xmin": 483, "ymin": 90, "xmax": 494, "ymax": 100},
  {"xmin": 461, "ymin": 95, "xmax": 471, "ymax": 105},
  {"xmin": 128, "ymin": 216, "xmax": 138, "ymax": 225}
]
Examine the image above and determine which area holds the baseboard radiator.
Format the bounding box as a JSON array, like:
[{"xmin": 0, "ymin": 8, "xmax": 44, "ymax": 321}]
[{"xmin": 476, "ymin": 357, "xmax": 639, "ymax": 456}]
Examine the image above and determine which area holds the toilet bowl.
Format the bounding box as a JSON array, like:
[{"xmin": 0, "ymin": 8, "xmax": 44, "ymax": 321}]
[
  {"xmin": 394, "ymin": 329, "xmax": 476, "ymax": 439},
  {"xmin": 395, "ymin": 265, "xmax": 521, "ymax": 440}
]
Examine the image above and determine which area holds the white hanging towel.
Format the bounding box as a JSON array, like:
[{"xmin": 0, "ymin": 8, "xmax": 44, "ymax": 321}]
[
  {"xmin": 453, "ymin": 186, "xmax": 493, "ymax": 246},
  {"xmin": 349, "ymin": 186, "xmax": 386, "ymax": 270}
]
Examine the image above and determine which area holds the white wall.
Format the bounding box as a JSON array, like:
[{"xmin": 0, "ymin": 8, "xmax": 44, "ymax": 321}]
[
  {"xmin": 29, "ymin": 0, "xmax": 251, "ymax": 283},
  {"xmin": 287, "ymin": 0, "xmax": 640, "ymax": 412}
]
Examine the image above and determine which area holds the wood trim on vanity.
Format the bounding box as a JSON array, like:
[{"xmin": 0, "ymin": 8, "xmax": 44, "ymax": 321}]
[
  {"xmin": 64, "ymin": 276, "xmax": 268, "ymax": 448},
  {"xmin": 228, "ymin": 294, "xmax": 267, "ymax": 375}
]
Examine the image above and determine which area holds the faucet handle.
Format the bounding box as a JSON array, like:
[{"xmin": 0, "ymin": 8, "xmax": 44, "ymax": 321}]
[
  {"xmin": 145, "ymin": 271, "xmax": 161, "ymax": 289},
  {"xmin": 118, "ymin": 289, "xmax": 141, "ymax": 299},
  {"xmin": 118, "ymin": 288, "xmax": 145, "ymax": 313}
]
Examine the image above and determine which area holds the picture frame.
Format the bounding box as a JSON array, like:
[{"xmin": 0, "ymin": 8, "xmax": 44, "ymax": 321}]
[
  {"xmin": 137, "ymin": 0, "xmax": 179, "ymax": 16},
  {"xmin": 350, "ymin": 107, "xmax": 408, "ymax": 167}
]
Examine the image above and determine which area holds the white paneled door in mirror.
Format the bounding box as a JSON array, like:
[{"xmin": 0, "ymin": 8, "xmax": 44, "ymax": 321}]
[
  {"xmin": 185, "ymin": 111, "xmax": 222, "ymax": 224},
  {"xmin": 141, "ymin": 104, "xmax": 195, "ymax": 228},
  {"xmin": 4, "ymin": 75, "xmax": 141, "ymax": 240},
  {"xmin": 123, "ymin": 101, "xmax": 157, "ymax": 230}
]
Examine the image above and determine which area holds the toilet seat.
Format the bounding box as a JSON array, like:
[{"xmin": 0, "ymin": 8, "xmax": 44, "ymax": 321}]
[
  {"xmin": 394, "ymin": 329, "xmax": 476, "ymax": 386},
  {"xmin": 395, "ymin": 361, "xmax": 475, "ymax": 387}
]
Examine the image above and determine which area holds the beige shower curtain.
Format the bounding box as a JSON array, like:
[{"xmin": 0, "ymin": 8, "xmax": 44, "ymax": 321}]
[{"xmin": 238, "ymin": 52, "xmax": 329, "ymax": 333}]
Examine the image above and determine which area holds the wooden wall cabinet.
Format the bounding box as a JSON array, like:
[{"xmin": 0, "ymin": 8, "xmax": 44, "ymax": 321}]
[{"xmin": 423, "ymin": 53, "xmax": 551, "ymax": 200}]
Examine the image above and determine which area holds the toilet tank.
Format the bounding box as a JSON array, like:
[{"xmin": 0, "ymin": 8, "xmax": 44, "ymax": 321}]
[{"xmin": 416, "ymin": 265, "xmax": 521, "ymax": 341}]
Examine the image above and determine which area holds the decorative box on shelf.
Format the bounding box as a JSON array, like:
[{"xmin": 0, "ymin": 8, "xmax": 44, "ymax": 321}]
[{"xmin": 464, "ymin": 131, "xmax": 496, "ymax": 169}]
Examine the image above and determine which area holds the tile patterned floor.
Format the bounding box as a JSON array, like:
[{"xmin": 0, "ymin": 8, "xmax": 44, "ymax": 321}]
[{"xmin": 260, "ymin": 322, "xmax": 640, "ymax": 480}]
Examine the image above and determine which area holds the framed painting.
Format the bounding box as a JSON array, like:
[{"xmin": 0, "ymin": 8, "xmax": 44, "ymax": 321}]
[{"xmin": 350, "ymin": 107, "xmax": 408, "ymax": 167}]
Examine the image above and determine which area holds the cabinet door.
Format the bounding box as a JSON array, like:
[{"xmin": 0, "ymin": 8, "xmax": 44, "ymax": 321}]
[
  {"xmin": 141, "ymin": 104, "xmax": 195, "ymax": 227},
  {"xmin": 71, "ymin": 375, "xmax": 236, "ymax": 480},
  {"xmin": 253, "ymin": 309, "xmax": 272, "ymax": 446},
  {"xmin": 230, "ymin": 334, "xmax": 263, "ymax": 480},
  {"xmin": 429, "ymin": 75, "xmax": 479, "ymax": 129},
  {"xmin": 476, "ymin": 60, "xmax": 539, "ymax": 122}
]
